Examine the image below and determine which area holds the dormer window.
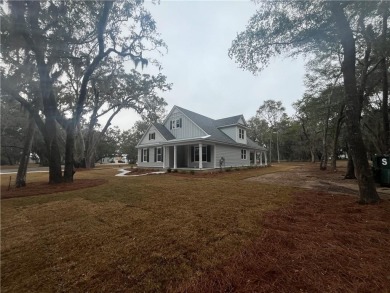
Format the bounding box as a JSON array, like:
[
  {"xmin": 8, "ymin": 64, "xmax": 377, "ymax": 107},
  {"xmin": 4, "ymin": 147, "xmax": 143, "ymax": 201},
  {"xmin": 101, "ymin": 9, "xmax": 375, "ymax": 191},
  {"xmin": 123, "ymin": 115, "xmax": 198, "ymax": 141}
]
[
  {"xmin": 149, "ymin": 133, "xmax": 155, "ymax": 140},
  {"xmin": 239, "ymin": 128, "xmax": 245, "ymax": 139},
  {"xmin": 170, "ymin": 118, "xmax": 182, "ymax": 129}
]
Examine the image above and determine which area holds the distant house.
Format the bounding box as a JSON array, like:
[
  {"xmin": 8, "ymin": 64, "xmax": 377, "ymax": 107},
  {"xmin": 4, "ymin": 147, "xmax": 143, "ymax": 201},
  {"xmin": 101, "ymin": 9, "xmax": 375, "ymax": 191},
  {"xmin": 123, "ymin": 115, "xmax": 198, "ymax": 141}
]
[
  {"xmin": 136, "ymin": 106, "xmax": 267, "ymax": 169},
  {"xmin": 100, "ymin": 154, "xmax": 128, "ymax": 164}
]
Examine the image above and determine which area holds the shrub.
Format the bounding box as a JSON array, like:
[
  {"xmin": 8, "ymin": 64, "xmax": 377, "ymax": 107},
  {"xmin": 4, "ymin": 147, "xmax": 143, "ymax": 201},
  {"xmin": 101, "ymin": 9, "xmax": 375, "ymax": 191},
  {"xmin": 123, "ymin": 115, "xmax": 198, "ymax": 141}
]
[{"xmin": 167, "ymin": 168, "xmax": 172, "ymax": 173}]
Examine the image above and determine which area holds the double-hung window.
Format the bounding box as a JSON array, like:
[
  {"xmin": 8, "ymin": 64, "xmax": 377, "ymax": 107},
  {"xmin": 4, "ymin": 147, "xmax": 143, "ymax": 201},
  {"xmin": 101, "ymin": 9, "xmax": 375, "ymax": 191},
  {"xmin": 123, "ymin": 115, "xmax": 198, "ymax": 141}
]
[
  {"xmin": 239, "ymin": 128, "xmax": 245, "ymax": 139},
  {"xmin": 241, "ymin": 149, "xmax": 247, "ymax": 160},
  {"xmin": 149, "ymin": 133, "xmax": 155, "ymax": 140},
  {"xmin": 170, "ymin": 118, "xmax": 182, "ymax": 129},
  {"xmin": 142, "ymin": 148, "xmax": 149, "ymax": 162},
  {"xmin": 191, "ymin": 145, "xmax": 211, "ymax": 162},
  {"xmin": 155, "ymin": 147, "xmax": 163, "ymax": 162}
]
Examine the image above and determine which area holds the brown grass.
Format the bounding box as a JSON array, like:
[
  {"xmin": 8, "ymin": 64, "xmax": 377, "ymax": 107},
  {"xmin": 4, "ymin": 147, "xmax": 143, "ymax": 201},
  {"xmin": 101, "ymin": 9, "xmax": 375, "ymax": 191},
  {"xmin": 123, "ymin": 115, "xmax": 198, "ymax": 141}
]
[
  {"xmin": 1, "ymin": 164, "xmax": 293, "ymax": 292},
  {"xmin": 1, "ymin": 163, "xmax": 389, "ymax": 292},
  {"xmin": 176, "ymin": 191, "xmax": 390, "ymax": 293}
]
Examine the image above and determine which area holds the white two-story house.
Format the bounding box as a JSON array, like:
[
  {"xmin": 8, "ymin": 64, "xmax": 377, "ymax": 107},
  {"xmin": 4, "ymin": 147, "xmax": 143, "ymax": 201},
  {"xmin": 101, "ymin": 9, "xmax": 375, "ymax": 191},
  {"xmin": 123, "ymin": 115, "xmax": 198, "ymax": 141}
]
[{"xmin": 136, "ymin": 106, "xmax": 267, "ymax": 169}]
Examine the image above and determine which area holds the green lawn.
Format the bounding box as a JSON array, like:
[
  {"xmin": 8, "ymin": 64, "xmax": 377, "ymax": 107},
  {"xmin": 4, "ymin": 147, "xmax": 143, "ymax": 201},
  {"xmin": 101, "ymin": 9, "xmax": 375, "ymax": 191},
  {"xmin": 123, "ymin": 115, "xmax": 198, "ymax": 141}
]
[{"xmin": 1, "ymin": 165, "xmax": 296, "ymax": 292}]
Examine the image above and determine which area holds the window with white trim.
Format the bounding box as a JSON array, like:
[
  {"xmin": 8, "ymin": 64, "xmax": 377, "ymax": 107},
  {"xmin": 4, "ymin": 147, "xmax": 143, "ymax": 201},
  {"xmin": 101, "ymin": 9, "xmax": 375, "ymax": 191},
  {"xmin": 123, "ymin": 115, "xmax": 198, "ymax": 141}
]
[
  {"xmin": 239, "ymin": 128, "xmax": 245, "ymax": 139},
  {"xmin": 149, "ymin": 133, "xmax": 155, "ymax": 140},
  {"xmin": 241, "ymin": 149, "xmax": 247, "ymax": 160},
  {"xmin": 142, "ymin": 148, "xmax": 149, "ymax": 162},
  {"xmin": 156, "ymin": 147, "xmax": 163, "ymax": 162},
  {"xmin": 170, "ymin": 118, "xmax": 182, "ymax": 129},
  {"xmin": 191, "ymin": 145, "xmax": 211, "ymax": 162}
]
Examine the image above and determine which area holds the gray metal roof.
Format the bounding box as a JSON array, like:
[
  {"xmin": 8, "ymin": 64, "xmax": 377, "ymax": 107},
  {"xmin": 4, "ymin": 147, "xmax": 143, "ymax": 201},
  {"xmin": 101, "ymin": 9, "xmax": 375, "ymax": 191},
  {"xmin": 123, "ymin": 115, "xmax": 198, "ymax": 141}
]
[{"xmin": 175, "ymin": 106, "xmax": 266, "ymax": 150}]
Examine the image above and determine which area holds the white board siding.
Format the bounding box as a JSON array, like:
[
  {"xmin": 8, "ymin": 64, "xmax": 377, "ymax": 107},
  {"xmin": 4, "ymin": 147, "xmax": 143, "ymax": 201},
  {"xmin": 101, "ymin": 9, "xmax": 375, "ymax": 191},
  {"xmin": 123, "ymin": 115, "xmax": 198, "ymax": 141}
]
[
  {"xmin": 216, "ymin": 144, "xmax": 250, "ymax": 167},
  {"xmin": 164, "ymin": 110, "xmax": 206, "ymax": 139},
  {"xmin": 138, "ymin": 125, "xmax": 166, "ymax": 146},
  {"xmin": 220, "ymin": 126, "xmax": 236, "ymax": 141},
  {"xmin": 137, "ymin": 147, "xmax": 164, "ymax": 168},
  {"xmin": 220, "ymin": 126, "xmax": 247, "ymax": 144},
  {"xmin": 237, "ymin": 127, "xmax": 247, "ymax": 145}
]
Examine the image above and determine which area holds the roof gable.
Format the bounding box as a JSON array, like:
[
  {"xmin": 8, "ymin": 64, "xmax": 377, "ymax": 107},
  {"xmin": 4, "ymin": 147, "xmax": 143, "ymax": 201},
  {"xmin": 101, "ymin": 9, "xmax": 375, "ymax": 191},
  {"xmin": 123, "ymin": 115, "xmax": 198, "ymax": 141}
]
[
  {"xmin": 137, "ymin": 123, "xmax": 174, "ymax": 147},
  {"xmin": 138, "ymin": 105, "xmax": 265, "ymax": 150},
  {"xmin": 164, "ymin": 106, "xmax": 208, "ymax": 138}
]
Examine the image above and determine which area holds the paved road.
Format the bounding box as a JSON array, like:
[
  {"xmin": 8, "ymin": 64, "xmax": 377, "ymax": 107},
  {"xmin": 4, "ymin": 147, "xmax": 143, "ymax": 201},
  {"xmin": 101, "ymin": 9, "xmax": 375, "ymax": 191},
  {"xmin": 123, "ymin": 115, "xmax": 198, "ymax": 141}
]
[
  {"xmin": 0, "ymin": 163, "xmax": 129, "ymax": 175},
  {"xmin": 0, "ymin": 167, "xmax": 50, "ymax": 175}
]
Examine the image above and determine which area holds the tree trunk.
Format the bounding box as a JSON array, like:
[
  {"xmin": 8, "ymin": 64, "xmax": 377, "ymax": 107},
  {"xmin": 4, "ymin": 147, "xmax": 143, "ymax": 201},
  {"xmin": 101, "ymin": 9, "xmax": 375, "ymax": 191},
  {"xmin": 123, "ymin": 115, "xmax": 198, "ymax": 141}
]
[
  {"xmin": 16, "ymin": 115, "xmax": 36, "ymax": 187},
  {"xmin": 84, "ymin": 106, "xmax": 121, "ymax": 169},
  {"xmin": 344, "ymin": 151, "xmax": 356, "ymax": 179},
  {"xmin": 45, "ymin": 117, "xmax": 63, "ymax": 184},
  {"xmin": 331, "ymin": 4, "xmax": 380, "ymax": 203},
  {"xmin": 381, "ymin": 1, "xmax": 389, "ymax": 153},
  {"xmin": 310, "ymin": 149, "xmax": 315, "ymax": 163},
  {"xmin": 331, "ymin": 104, "xmax": 344, "ymax": 171},
  {"xmin": 24, "ymin": 1, "xmax": 63, "ymax": 184},
  {"xmin": 63, "ymin": 122, "xmax": 75, "ymax": 183},
  {"xmin": 321, "ymin": 75, "xmax": 341, "ymax": 170}
]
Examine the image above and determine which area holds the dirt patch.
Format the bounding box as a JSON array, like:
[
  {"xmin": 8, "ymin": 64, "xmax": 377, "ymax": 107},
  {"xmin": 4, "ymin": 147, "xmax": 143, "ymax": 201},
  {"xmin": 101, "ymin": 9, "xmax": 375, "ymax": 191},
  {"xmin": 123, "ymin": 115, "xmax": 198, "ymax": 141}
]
[
  {"xmin": 176, "ymin": 190, "xmax": 390, "ymax": 292},
  {"xmin": 247, "ymin": 163, "xmax": 390, "ymax": 199},
  {"xmin": 1, "ymin": 179, "xmax": 107, "ymax": 199}
]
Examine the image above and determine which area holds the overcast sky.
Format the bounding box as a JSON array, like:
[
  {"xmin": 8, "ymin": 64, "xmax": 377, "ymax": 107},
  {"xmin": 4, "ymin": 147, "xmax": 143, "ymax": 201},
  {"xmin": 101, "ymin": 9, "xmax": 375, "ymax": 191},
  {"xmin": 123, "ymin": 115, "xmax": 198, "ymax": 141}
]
[{"xmin": 110, "ymin": 0, "xmax": 306, "ymax": 130}]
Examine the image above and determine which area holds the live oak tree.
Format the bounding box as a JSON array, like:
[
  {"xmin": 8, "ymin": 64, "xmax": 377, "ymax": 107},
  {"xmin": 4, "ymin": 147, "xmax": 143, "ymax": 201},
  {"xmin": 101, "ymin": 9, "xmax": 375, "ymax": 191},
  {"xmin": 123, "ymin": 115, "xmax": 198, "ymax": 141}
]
[
  {"xmin": 1, "ymin": 0, "xmax": 167, "ymax": 183},
  {"xmin": 229, "ymin": 1, "xmax": 386, "ymax": 203},
  {"xmin": 79, "ymin": 67, "xmax": 169, "ymax": 168}
]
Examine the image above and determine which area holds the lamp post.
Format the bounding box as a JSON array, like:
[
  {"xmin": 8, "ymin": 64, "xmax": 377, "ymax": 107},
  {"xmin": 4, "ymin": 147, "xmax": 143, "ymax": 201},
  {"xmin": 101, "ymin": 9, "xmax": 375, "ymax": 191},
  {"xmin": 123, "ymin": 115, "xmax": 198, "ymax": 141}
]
[{"xmin": 273, "ymin": 131, "xmax": 280, "ymax": 163}]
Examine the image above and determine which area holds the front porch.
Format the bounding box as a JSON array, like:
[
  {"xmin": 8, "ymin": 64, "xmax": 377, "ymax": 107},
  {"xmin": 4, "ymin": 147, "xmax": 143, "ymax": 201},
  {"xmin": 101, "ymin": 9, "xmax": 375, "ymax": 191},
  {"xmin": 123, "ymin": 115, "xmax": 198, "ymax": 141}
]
[
  {"xmin": 164, "ymin": 143, "xmax": 216, "ymax": 169},
  {"xmin": 162, "ymin": 143, "xmax": 267, "ymax": 170}
]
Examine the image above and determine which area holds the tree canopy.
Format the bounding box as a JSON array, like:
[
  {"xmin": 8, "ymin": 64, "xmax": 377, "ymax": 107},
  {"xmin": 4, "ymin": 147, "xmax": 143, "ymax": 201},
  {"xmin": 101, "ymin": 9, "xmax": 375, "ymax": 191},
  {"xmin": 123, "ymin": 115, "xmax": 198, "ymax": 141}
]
[
  {"xmin": 1, "ymin": 0, "xmax": 169, "ymax": 183},
  {"xmin": 229, "ymin": 1, "xmax": 388, "ymax": 203}
]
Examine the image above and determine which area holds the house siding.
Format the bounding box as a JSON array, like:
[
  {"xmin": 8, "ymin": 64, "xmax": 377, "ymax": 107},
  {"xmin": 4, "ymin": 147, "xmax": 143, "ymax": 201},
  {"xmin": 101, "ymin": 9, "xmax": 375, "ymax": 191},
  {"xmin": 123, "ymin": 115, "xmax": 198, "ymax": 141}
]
[
  {"xmin": 164, "ymin": 109, "xmax": 206, "ymax": 139},
  {"xmin": 237, "ymin": 127, "xmax": 247, "ymax": 144},
  {"xmin": 137, "ymin": 147, "xmax": 164, "ymax": 168},
  {"xmin": 219, "ymin": 126, "xmax": 236, "ymax": 141},
  {"xmin": 187, "ymin": 144, "xmax": 215, "ymax": 168},
  {"xmin": 220, "ymin": 126, "xmax": 247, "ymax": 144},
  {"xmin": 216, "ymin": 144, "xmax": 250, "ymax": 167},
  {"xmin": 138, "ymin": 125, "xmax": 166, "ymax": 146}
]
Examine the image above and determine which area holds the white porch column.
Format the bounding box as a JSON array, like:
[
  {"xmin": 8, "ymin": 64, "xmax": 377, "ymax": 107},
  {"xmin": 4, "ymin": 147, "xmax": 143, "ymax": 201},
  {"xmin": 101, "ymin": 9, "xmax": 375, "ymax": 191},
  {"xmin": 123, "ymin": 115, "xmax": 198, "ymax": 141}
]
[
  {"xmin": 259, "ymin": 151, "xmax": 263, "ymax": 166},
  {"xmin": 264, "ymin": 151, "xmax": 268, "ymax": 166},
  {"xmin": 254, "ymin": 151, "xmax": 258, "ymax": 165},
  {"xmin": 163, "ymin": 146, "xmax": 166, "ymax": 169},
  {"xmin": 213, "ymin": 144, "xmax": 217, "ymax": 168},
  {"xmin": 174, "ymin": 145, "xmax": 177, "ymax": 169},
  {"xmin": 199, "ymin": 143, "xmax": 203, "ymax": 169}
]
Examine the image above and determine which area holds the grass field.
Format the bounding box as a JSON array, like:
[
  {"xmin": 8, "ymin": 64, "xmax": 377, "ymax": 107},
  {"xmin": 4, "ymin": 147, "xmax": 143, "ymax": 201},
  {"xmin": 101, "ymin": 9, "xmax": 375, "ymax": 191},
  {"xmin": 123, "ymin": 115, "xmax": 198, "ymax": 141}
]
[{"xmin": 1, "ymin": 165, "xmax": 296, "ymax": 292}]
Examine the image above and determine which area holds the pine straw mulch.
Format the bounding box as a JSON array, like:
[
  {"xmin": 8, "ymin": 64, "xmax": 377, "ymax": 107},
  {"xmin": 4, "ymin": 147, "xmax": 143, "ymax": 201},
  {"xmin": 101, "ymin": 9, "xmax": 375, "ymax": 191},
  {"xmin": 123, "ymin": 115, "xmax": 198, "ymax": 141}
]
[
  {"xmin": 1, "ymin": 179, "xmax": 107, "ymax": 200},
  {"xmin": 175, "ymin": 191, "xmax": 390, "ymax": 293}
]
